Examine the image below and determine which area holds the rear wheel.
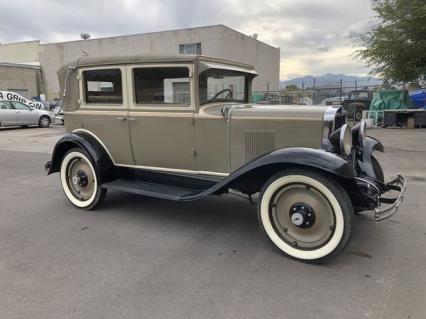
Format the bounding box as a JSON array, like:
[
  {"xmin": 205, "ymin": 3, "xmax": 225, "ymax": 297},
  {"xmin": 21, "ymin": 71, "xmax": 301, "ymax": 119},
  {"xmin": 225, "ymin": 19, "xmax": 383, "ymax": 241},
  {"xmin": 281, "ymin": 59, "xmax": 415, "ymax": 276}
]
[
  {"xmin": 258, "ymin": 169, "xmax": 354, "ymax": 263},
  {"xmin": 38, "ymin": 115, "xmax": 51, "ymax": 128},
  {"xmin": 60, "ymin": 148, "xmax": 107, "ymax": 210}
]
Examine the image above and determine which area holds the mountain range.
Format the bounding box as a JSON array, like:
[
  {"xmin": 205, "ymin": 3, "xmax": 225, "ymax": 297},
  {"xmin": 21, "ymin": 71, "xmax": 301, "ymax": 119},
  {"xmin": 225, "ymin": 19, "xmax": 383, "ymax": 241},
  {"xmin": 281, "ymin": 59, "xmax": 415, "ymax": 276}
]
[{"xmin": 280, "ymin": 73, "xmax": 383, "ymax": 89}]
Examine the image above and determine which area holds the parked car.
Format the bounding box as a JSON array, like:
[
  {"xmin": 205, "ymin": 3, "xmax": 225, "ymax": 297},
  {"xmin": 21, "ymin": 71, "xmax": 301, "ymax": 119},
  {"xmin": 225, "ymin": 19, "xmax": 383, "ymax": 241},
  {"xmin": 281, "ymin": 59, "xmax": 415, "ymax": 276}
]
[
  {"xmin": 46, "ymin": 55, "xmax": 406, "ymax": 263},
  {"xmin": 341, "ymin": 90, "xmax": 373, "ymax": 121},
  {"xmin": 0, "ymin": 90, "xmax": 44, "ymax": 109},
  {"xmin": 0, "ymin": 100, "xmax": 53, "ymax": 128}
]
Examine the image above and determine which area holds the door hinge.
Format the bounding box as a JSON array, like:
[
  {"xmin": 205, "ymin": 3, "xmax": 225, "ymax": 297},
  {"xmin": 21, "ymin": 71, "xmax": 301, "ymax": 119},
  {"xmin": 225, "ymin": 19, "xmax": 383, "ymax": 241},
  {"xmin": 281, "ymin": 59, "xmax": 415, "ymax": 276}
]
[{"xmin": 192, "ymin": 149, "xmax": 197, "ymax": 157}]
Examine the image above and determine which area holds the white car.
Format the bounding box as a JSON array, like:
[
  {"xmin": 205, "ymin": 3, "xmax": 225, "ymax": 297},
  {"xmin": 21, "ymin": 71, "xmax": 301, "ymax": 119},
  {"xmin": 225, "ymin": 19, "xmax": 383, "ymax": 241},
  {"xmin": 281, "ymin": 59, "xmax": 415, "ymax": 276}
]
[{"xmin": 0, "ymin": 100, "xmax": 54, "ymax": 128}]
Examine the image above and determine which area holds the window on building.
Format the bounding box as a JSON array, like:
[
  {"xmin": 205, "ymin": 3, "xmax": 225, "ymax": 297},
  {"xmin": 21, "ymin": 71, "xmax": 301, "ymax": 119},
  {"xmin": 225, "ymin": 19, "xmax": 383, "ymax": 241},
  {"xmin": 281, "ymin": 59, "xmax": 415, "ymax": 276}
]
[
  {"xmin": 83, "ymin": 69, "xmax": 123, "ymax": 104},
  {"xmin": 179, "ymin": 43, "xmax": 202, "ymax": 55},
  {"xmin": 133, "ymin": 67, "xmax": 190, "ymax": 106}
]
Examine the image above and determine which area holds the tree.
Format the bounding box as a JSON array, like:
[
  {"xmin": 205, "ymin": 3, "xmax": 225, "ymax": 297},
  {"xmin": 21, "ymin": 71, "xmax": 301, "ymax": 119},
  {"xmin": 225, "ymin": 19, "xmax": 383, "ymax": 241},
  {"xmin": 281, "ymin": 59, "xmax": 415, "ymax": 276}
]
[
  {"xmin": 285, "ymin": 84, "xmax": 299, "ymax": 91},
  {"xmin": 357, "ymin": 0, "xmax": 426, "ymax": 83}
]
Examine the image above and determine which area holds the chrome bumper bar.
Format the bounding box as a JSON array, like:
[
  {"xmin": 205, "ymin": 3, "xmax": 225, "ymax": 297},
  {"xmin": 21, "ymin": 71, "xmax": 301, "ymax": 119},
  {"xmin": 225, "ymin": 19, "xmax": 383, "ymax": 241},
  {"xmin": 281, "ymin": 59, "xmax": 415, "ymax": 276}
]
[{"xmin": 374, "ymin": 174, "xmax": 407, "ymax": 222}]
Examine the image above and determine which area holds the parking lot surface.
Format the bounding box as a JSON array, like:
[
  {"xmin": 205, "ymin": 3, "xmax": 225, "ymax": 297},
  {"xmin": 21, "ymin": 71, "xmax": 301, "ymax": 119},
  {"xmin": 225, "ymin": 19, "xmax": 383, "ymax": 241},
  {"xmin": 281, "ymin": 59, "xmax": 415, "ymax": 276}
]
[{"xmin": 0, "ymin": 126, "xmax": 425, "ymax": 319}]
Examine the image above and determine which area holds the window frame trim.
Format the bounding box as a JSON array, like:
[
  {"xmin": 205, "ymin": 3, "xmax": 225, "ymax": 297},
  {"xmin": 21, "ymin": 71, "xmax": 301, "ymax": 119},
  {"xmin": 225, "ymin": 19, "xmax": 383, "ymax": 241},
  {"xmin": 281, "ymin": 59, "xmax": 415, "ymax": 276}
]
[
  {"xmin": 78, "ymin": 65, "xmax": 127, "ymax": 109},
  {"xmin": 126, "ymin": 63, "xmax": 195, "ymax": 112}
]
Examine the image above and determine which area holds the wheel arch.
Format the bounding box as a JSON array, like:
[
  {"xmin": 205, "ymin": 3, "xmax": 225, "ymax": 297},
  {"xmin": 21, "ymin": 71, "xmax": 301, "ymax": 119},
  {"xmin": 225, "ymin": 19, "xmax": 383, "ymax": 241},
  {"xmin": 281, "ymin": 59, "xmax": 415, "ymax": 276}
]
[
  {"xmin": 47, "ymin": 132, "xmax": 116, "ymax": 183},
  {"xmin": 208, "ymin": 147, "xmax": 357, "ymax": 196}
]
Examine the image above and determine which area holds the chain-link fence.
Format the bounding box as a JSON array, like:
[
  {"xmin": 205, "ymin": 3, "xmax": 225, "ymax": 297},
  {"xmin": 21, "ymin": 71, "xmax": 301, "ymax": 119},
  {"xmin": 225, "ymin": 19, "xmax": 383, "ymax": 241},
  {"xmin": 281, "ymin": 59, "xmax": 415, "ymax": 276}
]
[{"xmin": 252, "ymin": 80, "xmax": 421, "ymax": 125}]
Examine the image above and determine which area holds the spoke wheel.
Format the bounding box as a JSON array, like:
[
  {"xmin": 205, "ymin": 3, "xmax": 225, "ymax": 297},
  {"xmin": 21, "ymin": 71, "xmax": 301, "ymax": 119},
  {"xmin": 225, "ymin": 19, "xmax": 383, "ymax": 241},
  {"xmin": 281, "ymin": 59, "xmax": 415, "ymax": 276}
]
[
  {"xmin": 258, "ymin": 169, "xmax": 354, "ymax": 263},
  {"xmin": 60, "ymin": 148, "xmax": 106, "ymax": 209}
]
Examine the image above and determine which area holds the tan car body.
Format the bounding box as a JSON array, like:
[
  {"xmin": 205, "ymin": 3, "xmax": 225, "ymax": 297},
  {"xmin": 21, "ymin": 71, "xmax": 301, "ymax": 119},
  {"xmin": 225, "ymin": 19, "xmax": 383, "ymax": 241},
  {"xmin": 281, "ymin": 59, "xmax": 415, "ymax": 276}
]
[
  {"xmin": 48, "ymin": 54, "xmax": 407, "ymax": 262},
  {"xmin": 58, "ymin": 54, "xmax": 326, "ymax": 176}
]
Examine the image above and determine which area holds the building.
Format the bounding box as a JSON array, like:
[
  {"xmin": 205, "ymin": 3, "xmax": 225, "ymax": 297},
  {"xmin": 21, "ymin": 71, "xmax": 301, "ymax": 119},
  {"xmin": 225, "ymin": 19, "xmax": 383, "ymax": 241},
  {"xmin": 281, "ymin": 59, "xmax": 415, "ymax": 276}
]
[
  {"xmin": 0, "ymin": 25, "xmax": 280, "ymax": 100},
  {"xmin": 0, "ymin": 62, "xmax": 43, "ymax": 98}
]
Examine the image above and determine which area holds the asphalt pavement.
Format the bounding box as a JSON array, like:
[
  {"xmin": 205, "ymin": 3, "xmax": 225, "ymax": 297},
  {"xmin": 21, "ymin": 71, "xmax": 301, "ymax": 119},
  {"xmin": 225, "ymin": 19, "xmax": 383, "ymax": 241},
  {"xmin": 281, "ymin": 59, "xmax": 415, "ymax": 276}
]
[{"xmin": 0, "ymin": 126, "xmax": 425, "ymax": 319}]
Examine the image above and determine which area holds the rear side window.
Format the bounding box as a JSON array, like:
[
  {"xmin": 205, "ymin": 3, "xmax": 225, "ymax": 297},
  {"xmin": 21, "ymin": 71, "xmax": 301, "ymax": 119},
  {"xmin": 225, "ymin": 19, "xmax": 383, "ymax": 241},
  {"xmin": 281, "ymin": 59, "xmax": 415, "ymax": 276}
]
[
  {"xmin": 133, "ymin": 67, "xmax": 190, "ymax": 106},
  {"xmin": 83, "ymin": 69, "xmax": 123, "ymax": 104}
]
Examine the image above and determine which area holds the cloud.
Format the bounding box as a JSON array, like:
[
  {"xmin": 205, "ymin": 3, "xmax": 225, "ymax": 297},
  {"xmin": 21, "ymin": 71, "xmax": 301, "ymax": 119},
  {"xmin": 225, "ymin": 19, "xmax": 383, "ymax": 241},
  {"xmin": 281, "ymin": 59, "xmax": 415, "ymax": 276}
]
[{"xmin": 0, "ymin": 0, "xmax": 375, "ymax": 79}]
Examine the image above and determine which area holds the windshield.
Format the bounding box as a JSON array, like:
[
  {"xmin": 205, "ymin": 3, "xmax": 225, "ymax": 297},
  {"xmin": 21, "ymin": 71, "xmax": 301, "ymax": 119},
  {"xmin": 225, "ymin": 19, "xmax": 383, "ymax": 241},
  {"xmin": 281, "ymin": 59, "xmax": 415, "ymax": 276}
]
[{"xmin": 199, "ymin": 69, "xmax": 249, "ymax": 105}]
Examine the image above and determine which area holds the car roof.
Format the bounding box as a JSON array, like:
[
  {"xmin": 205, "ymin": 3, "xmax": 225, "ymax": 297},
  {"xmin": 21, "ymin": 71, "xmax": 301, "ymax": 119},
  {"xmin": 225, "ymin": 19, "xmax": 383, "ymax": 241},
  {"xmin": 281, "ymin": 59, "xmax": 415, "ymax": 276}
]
[{"xmin": 62, "ymin": 54, "xmax": 255, "ymax": 70}]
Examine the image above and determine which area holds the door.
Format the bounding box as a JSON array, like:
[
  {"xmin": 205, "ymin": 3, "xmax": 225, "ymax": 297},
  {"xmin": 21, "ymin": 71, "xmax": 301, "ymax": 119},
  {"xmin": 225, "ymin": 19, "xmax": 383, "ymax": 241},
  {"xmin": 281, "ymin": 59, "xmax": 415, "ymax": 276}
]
[
  {"xmin": 126, "ymin": 64, "xmax": 195, "ymax": 171},
  {"xmin": 0, "ymin": 101, "xmax": 17, "ymax": 126},
  {"xmin": 10, "ymin": 101, "xmax": 39, "ymax": 125},
  {"xmin": 67, "ymin": 66, "xmax": 133, "ymax": 165}
]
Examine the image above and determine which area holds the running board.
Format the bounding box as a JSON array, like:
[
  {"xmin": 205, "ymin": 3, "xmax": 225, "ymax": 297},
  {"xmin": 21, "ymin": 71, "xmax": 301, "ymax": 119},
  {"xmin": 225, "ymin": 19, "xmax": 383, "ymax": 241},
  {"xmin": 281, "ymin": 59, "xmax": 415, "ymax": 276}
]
[{"xmin": 104, "ymin": 179, "xmax": 211, "ymax": 201}]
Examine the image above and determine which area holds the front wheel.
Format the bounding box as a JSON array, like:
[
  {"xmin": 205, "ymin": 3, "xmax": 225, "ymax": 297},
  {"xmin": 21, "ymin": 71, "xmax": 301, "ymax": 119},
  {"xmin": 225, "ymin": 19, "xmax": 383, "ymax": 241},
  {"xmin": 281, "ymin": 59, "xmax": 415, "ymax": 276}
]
[
  {"xmin": 258, "ymin": 169, "xmax": 354, "ymax": 263},
  {"xmin": 60, "ymin": 148, "xmax": 107, "ymax": 210}
]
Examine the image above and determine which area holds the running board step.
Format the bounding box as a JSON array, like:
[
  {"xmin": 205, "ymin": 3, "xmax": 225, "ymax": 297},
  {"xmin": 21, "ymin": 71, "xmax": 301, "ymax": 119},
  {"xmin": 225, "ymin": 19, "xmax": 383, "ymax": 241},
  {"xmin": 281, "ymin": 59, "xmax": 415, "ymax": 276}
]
[{"xmin": 103, "ymin": 180, "xmax": 208, "ymax": 201}]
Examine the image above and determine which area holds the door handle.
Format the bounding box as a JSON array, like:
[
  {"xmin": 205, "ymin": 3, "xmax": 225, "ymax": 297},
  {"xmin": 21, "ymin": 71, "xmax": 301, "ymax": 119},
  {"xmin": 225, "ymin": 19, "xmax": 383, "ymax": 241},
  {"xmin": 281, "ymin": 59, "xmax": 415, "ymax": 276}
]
[
  {"xmin": 116, "ymin": 117, "xmax": 127, "ymax": 121},
  {"xmin": 127, "ymin": 118, "xmax": 135, "ymax": 121}
]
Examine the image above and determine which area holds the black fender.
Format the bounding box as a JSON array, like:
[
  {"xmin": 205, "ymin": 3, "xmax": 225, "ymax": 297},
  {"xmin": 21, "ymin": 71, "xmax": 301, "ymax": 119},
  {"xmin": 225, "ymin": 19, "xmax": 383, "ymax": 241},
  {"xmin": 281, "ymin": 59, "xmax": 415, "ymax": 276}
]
[
  {"xmin": 185, "ymin": 147, "xmax": 357, "ymax": 199},
  {"xmin": 46, "ymin": 132, "xmax": 115, "ymax": 182},
  {"xmin": 357, "ymin": 136, "xmax": 385, "ymax": 179}
]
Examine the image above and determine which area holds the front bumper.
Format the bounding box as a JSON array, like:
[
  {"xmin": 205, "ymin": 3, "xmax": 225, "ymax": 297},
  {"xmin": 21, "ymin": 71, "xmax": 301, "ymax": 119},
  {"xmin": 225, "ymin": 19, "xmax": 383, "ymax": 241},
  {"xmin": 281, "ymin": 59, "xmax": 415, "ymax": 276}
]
[{"xmin": 374, "ymin": 174, "xmax": 407, "ymax": 222}]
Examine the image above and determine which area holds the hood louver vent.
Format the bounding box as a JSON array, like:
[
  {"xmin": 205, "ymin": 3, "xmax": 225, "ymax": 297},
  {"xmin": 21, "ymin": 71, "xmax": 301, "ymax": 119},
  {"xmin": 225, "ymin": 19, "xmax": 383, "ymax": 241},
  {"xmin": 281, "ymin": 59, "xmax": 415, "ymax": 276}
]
[{"xmin": 245, "ymin": 130, "xmax": 275, "ymax": 162}]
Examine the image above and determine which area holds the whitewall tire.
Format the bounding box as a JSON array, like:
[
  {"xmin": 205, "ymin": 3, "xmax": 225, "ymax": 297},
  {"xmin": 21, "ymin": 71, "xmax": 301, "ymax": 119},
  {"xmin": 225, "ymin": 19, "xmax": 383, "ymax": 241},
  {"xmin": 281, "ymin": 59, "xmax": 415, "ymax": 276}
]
[
  {"xmin": 60, "ymin": 148, "xmax": 106, "ymax": 210},
  {"xmin": 258, "ymin": 169, "xmax": 354, "ymax": 263}
]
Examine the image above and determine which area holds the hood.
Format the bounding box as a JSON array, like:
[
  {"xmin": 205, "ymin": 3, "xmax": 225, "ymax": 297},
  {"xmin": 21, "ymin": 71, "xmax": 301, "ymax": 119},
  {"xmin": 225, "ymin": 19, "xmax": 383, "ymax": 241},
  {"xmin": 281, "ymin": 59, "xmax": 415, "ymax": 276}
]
[{"xmin": 230, "ymin": 104, "xmax": 327, "ymax": 120}]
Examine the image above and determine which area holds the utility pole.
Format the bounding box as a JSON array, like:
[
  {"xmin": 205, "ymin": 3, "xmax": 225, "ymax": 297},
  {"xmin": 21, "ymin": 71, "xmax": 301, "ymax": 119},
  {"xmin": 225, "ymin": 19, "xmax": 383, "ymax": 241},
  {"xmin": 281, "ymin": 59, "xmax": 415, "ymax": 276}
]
[
  {"xmin": 301, "ymin": 80, "xmax": 305, "ymax": 105},
  {"xmin": 313, "ymin": 78, "xmax": 316, "ymax": 104},
  {"xmin": 339, "ymin": 79, "xmax": 343, "ymax": 103}
]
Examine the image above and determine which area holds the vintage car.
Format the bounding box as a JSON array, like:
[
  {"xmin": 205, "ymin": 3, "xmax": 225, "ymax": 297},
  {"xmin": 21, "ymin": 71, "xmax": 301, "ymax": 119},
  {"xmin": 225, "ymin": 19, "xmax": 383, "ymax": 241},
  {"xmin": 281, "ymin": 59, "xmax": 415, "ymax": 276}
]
[{"xmin": 46, "ymin": 55, "xmax": 406, "ymax": 263}]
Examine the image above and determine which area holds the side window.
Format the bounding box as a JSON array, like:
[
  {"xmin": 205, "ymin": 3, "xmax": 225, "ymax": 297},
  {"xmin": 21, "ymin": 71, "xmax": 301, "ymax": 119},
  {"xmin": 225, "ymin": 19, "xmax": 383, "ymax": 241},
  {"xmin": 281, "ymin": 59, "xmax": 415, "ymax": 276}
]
[
  {"xmin": 83, "ymin": 69, "xmax": 123, "ymax": 104},
  {"xmin": 11, "ymin": 102, "xmax": 30, "ymax": 110},
  {"xmin": 133, "ymin": 67, "xmax": 190, "ymax": 106},
  {"xmin": 0, "ymin": 101, "xmax": 12, "ymax": 110}
]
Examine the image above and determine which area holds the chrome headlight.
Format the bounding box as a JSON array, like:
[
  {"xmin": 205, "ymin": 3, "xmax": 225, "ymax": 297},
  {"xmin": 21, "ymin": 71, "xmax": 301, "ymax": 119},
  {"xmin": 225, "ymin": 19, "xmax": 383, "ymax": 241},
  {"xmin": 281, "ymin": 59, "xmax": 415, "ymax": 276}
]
[
  {"xmin": 352, "ymin": 121, "xmax": 367, "ymax": 147},
  {"xmin": 330, "ymin": 124, "xmax": 352, "ymax": 156}
]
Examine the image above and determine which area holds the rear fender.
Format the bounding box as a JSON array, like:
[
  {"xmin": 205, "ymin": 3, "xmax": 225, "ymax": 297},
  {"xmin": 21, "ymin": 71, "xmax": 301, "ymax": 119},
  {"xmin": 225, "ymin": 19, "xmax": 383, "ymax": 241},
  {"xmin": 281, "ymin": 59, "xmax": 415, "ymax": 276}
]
[{"xmin": 47, "ymin": 132, "xmax": 115, "ymax": 182}]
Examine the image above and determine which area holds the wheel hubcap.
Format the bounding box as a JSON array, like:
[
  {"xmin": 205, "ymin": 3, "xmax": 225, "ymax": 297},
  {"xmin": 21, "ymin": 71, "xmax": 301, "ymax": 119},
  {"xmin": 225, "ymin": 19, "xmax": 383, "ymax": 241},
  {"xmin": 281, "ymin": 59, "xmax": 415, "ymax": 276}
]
[
  {"xmin": 270, "ymin": 183, "xmax": 336, "ymax": 250},
  {"xmin": 66, "ymin": 157, "xmax": 95, "ymax": 201},
  {"xmin": 289, "ymin": 203, "xmax": 316, "ymax": 228}
]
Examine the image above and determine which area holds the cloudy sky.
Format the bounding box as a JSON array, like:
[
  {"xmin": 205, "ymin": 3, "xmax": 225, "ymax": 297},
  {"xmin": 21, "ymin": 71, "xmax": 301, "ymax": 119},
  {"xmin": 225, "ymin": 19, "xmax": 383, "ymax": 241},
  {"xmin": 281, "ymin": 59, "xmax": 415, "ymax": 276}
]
[{"xmin": 0, "ymin": 0, "xmax": 376, "ymax": 80}]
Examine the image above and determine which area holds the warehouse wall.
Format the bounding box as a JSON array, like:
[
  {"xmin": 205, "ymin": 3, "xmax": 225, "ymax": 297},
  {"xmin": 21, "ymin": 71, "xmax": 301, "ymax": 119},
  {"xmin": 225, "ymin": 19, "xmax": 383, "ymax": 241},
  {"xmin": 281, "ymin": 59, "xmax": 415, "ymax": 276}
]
[
  {"xmin": 0, "ymin": 64, "xmax": 43, "ymax": 98},
  {"xmin": 1, "ymin": 25, "xmax": 280, "ymax": 100},
  {"xmin": 0, "ymin": 40, "xmax": 41, "ymax": 64}
]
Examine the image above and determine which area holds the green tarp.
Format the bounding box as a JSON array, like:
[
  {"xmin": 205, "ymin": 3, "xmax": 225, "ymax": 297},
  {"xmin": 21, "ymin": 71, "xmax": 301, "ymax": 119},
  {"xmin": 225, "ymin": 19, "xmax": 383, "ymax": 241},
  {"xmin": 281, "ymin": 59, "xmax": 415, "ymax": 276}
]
[{"xmin": 370, "ymin": 90, "xmax": 413, "ymax": 111}]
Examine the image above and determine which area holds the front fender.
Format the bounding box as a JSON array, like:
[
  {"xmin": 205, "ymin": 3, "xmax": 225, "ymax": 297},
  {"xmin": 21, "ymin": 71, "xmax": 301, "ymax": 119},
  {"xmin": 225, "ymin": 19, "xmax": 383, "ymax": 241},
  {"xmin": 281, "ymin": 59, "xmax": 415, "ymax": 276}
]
[
  {"xmin": 188, "ymin": 147, "xmax": 357, "ymax": 199},
  {"xmin": 47, "ymin": 132, "xmax": 115, "ymax": 182},
  {"xmin": 357, "ymin": 136, "xmax": 385, "ymax": 178},
  {"xmin": 233, "ymin": 147, "xmax": 356, "ymax": 179}
]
